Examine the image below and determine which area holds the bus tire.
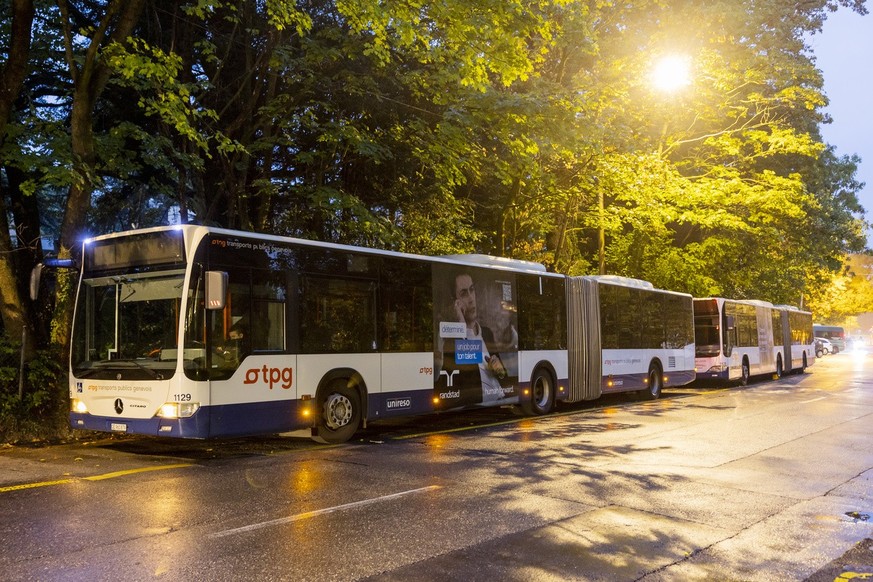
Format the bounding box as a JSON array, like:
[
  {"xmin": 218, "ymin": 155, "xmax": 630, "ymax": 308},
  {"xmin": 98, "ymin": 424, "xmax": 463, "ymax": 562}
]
[
  {"xmin": 522, "ymin": 367, "xmax": 556, "ymax": 415},
  {"xmin": 313, "ymin": 380, "xmax": 361, "ymax": 444},
  {"xmin": 739, "ymin": 359, "xmax": 750, "ymax": 386},
  {"xmin": 801, "ymin": 353, "xmax": 808, "ymax": 372},
  {"xmin": 641, "ymin": 363, "xmax": 663, "ymax": 400},
  {"xmin": 775, "ymin": 356, "xmax": 783, "ymax": 379}
]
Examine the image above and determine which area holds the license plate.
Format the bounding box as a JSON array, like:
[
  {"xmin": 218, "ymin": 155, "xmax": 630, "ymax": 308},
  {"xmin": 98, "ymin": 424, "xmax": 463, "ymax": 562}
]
[{"xmin": 110, "ymin": 423, "xmax": 127, "ymax": 432}]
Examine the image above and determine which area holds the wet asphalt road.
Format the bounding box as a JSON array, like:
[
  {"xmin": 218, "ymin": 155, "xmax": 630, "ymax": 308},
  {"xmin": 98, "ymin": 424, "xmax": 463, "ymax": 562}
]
[{"xmin": 1, "ymin": 353, "xmax": 872, "ymax": 581}]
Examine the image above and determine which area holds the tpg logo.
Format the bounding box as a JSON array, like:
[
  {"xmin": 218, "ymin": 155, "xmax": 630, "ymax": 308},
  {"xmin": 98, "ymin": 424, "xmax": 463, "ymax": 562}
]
[{"xmin": 244, "ymin": 366, "xmax": 293, "ymax": 390}]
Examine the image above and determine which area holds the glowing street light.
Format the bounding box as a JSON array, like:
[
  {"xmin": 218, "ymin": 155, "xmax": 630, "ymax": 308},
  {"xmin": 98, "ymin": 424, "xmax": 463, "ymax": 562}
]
[{"xmin": 650, "ymin": 55, "xmax": 692, "ymax": 93}]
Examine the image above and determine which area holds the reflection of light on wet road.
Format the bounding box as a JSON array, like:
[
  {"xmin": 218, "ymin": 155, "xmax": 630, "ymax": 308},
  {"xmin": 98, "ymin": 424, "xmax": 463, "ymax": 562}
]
[
  {"xmin": 851, "ymin": 347, "xmax": 870, "ymax": 371},
  {"xmin": 423, "ymin": 433, "xmax": 451, "ymax": 452},
  {"xmin": 286, "ymin": 465, "xmax": 321, "ymax": 495}
]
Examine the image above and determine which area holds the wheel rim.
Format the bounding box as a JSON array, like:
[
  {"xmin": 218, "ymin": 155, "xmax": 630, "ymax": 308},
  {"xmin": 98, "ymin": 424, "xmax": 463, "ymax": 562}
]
[
  {"xmin": 533, "ymin": 375, "xmax": 551, "ymax": 408},
  {"xmin": 323, "ymin": 393, "xmax": 353, "ymax": 430},
  {"xmin": 649, "ymin": 370, "xmax": 662, "ymax": 397}
]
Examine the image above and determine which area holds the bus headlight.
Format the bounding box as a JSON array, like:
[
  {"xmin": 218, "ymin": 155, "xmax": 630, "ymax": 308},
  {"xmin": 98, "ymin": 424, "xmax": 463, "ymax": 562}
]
[
  {"xmin": 157, "ymin": 402, "xmax": 200, "ymax": 419},
  {"xmin": 71, "ymin": 399, "xmax": 88, "ymax": 414}
]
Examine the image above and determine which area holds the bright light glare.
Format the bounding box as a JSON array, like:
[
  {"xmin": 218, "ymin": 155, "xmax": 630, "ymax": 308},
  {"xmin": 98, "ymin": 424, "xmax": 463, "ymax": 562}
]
[
  {"xmin": 160, "ymin": 403, "xmax": 179, "ymax": 419},
  {"xmin": 651, "ymin": 55, "xmax": 692, "ymax": 92}
]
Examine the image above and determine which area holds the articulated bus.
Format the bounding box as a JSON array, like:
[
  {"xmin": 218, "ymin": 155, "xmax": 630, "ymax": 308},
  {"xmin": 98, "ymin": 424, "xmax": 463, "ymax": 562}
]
[
  {"xmin": 65, "ymin": 225, "xmax": 696, "ymax": 442},
  {"xmin": 693, "ymin": 298, "xmax": 814, "ymax": 384}
]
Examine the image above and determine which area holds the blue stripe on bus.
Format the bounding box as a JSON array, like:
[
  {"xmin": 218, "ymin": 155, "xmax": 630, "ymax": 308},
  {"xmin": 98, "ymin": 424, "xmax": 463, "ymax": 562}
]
[
  {"xmin": 70, "ymin": 411, "xmax": 212, "ymax": 438},
  {"xmin": 71, "ymin": 375, "xmax": 596, "ymax": 439},
  {"xmin": 369, "ymin": 389, "xmax": 436, "ymax": 419},
  {"xmin": 602, "ymin": 369, "xmax": 697, "ymax": 392},
  {"xmin": 71, "ymin": 400, "xmax": 306, "ymax": 439}
]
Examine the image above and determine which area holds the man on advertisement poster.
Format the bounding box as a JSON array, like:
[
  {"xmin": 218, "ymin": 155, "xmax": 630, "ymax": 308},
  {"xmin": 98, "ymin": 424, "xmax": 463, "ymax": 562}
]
[{"xmin": 434, "ymin": 267, "xmax": 518, "ymax": 408}]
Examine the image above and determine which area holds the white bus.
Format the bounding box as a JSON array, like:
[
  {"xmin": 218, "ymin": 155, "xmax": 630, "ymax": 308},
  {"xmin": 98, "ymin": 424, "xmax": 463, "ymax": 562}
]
[
  {"xmin": 66, "ymin": 225, "xmax": 695, "ymax": 442},
  {"xmin": 694, "ymin": 298, "xmax": 814, "ymax": 384}
]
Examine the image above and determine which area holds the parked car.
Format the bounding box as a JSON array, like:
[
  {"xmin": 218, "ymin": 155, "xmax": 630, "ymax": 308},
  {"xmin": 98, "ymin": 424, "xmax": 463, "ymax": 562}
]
[{"xmin": 815, "ymin": 337, "xmax": 833, "ymax": 357}]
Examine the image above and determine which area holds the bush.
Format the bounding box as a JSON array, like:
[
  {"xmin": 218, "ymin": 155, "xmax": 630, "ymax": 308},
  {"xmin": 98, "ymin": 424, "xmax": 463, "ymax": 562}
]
[{"xmin": 0, "ymin": 337, "xmax": 73, "ymax": 444}]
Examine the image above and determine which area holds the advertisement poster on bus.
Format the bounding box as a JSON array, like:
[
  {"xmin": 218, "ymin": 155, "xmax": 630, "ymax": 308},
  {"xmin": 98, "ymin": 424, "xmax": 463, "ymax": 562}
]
[{"xmin": 433, "ymin": 264, "xmax": 519, "ymax": 408}]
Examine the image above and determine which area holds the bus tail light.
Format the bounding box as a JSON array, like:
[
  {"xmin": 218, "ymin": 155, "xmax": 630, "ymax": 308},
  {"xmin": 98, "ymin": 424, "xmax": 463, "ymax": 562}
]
[
  {"xmin": 71, "ymin": 399, "xmax": 88, "ymax": 414},
  {"xmin": 157, "ymin": 402, "xmax": 200, "ymax": 419}
]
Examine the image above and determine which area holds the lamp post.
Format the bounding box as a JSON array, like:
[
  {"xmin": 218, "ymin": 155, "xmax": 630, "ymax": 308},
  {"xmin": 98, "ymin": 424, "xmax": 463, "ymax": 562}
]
[
  {"xmin": 597, "ymin": 55, "xmax": 691, "ymax": 276},
  {"xmin": 650, "ymin": 54, "xmax": 691, "ymax": 93},
  {"xmin": 598, "ymin": 187, "xmax": 605, "ymax": 275}
]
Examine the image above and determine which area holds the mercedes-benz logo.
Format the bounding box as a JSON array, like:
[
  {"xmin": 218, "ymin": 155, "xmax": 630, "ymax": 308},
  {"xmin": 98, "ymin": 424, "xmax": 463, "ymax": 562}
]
[
  {"xmin": 116, "ymin": 373, "xmax": 122, "ymax": 381},
  {"xmin": 114, "ymin": 398, "xmax": 124, "ymax": 414}
]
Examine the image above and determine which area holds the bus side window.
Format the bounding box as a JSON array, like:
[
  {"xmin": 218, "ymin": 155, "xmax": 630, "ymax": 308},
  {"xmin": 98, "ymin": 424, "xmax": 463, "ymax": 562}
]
[
  {"xmin": 251, "ymin": 271, "xmax": 287, "ymax": 352},
  {"xmin": 380, "ymin": 258, "xmax": 432, "ymax": 352},
  {"xmin": 300, "ymin": 275, "xmax": 377, "ymax": 354},
  {"xmin": 599, "ymin": 283, "xmax": 618, "ymax": 350},
  {"xmin": 723, "ymin": 312, "xmax": 736, "ymax": 356}
]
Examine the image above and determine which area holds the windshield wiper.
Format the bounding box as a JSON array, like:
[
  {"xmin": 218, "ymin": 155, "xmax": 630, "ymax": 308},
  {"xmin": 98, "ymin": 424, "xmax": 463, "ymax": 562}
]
[
  {"xmin": 77, "ymin": 358, "xmax": 165, "ymax": 380},
  {"xmin": 112, "ymin": 358, "xmax": 164, "ymax": 379}
]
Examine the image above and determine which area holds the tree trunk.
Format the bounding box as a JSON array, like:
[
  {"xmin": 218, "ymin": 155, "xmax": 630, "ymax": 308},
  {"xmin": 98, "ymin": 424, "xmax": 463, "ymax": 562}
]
[{"xmin": 0, "ymin": 0, "xmax": 35, "ymax": 346}]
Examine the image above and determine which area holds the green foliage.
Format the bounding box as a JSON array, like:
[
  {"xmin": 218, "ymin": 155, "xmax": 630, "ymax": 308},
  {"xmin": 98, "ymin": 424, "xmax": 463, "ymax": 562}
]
[
  {"xmin": 104, "ymin": 39, "xmax": 244, "ymax": 157},
  {"xmin": 0, "ymin": 338, "xmax": 70, "ymax": 443},
  {"xmin": 807, "ymin": 254, "xmax": 873, "ymax": 322}
]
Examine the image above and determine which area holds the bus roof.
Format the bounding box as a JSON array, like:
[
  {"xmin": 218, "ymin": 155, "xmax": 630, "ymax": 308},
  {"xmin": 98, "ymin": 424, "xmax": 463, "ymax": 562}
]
[
  {"xmin": 575, "ymin": 275, "xmax": 692, "ymax": 298},
  {"xmin": 695, "ymin": 297, "xmax": 775, "ymax": 308},
  {"xmin": 440, "ymin": 254, "xmax": 547, "ymax": 273},
  {"xmin": 83, "ymin": 225, "xmax": 561, "ymax": 277}
]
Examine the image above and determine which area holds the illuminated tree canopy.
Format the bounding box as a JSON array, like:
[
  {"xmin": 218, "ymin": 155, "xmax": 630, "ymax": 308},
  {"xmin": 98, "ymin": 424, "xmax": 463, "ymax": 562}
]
[{"xmin": 0, "ymin": 0, "xmax": 869, "ymax": 349}]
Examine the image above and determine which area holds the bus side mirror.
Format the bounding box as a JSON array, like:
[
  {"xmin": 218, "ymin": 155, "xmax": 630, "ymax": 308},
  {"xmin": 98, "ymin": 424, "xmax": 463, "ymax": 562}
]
[
  {"xmin": 206, "ymin": 271, "xmax": 228, "ymax": 310},
  {"xmin": 29, "ymin": 264, "xmax": 45, "ymax": 301},
  {"xmin": 29, "ymin": 258, "xmax": 77, "ymax": 301}
]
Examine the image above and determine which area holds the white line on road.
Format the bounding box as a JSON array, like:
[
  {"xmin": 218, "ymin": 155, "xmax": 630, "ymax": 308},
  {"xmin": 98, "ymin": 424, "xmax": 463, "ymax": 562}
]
[
  {"xmin": 800, "ymin": 396, "xmax": 827, "ymax": 404},
  {"xmin": 211, "ymin": 485, "xmax": 443, "ymax": 538}
]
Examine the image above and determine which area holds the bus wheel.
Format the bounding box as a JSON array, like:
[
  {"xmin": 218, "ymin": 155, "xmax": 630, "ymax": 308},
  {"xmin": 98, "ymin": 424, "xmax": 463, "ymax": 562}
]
[
  {"xmin": 641, "ymin": 365, "xmax": 662, "ymax": 400},
  {"xmin": 739, "ymin": 359, "xmax": 750, "ymax": 386},
  {"xmin": 775, "ymin": 357, "xmax": 783, "ymax": 379},
  {"xmin": 314, "ymin": 381, "xmax": 361, "ymax": 444},
  {"xmin": 522, "ymin": 368, "xmax": 555, "ymax": 415}
]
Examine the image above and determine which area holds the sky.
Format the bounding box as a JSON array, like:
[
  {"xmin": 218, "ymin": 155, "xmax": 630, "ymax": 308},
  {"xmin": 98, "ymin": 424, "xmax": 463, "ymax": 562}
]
[{"xmin": 812, "ymin": 7, "xmax": 873, "ymax": 241}]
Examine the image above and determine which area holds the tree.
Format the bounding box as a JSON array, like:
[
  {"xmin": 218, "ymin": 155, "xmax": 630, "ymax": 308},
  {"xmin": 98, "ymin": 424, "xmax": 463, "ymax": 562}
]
[
  {"xmin": 0, "ymin": 0, "xmax": 35, "ymax": 348},
  {"xmin": 807, "ymin": 254, "xmax": 873, "ymax": 322}
]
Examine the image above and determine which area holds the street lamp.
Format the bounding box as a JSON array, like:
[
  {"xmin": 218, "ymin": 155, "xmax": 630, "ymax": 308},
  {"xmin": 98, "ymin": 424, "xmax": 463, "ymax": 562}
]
[{"xmin": 650, "ymin": 54, "xmax": 691, "ymax": 93}]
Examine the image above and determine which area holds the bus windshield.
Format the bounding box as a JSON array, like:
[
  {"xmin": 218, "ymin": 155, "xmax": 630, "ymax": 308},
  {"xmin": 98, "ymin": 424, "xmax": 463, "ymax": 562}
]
[{"xmin": 71, "ymin": 270, "xmax": 189, "ymax": 380}]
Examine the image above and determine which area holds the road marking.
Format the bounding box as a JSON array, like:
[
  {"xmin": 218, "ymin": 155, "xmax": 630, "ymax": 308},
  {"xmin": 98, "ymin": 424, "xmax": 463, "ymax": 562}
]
[
  {"xmin": 211, "ymin": 485, "xmax": 443, "ymax": 538},
  {"xmin": 800, "ymin": 396, "xmax": 827, "ymax": 404},
  {"xmin": 835, "ymin": 573, "xmax": 873, "ymax": 580},
  {"xmin": 0, "ymin": 478, "xmax": 76, "ymax": 493},
  {"xmin": 83, "ymin": 463, "xmax": 193, "ymax": 481},
  {"xmin": 0, "ymin": 463, "xmax": 192, "ymax": 494}
]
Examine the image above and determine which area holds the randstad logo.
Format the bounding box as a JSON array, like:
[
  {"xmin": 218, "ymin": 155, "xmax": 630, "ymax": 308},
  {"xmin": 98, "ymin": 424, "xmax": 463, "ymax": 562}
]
[
  {"xmin": 244, "ymin": 366, "xmax": 293, "ymax": 390},
  {"xmin": 439, "ymin": 390, "xmax": 460, "ymax": 399}
]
